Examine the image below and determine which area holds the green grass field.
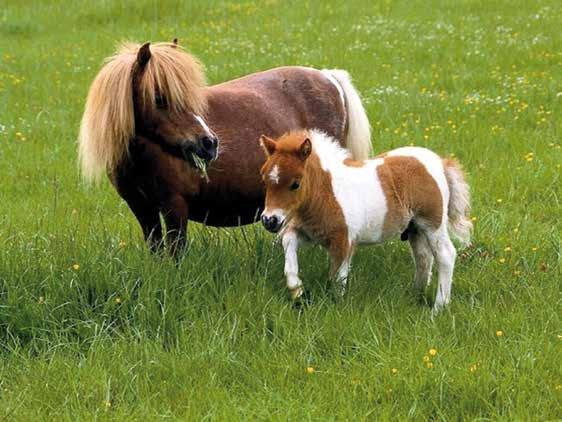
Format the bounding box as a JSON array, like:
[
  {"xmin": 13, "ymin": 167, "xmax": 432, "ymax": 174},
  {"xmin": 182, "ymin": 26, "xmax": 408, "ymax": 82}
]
[{"xmin": 1, "ymin": 0, "xmax": 560, "ymax": 419}]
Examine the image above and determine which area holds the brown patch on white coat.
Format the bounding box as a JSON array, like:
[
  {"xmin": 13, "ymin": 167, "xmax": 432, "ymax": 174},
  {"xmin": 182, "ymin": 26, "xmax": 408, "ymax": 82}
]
[{"xmin": 376, "ymin": 156, "xmax": 443, "ymax": 239}]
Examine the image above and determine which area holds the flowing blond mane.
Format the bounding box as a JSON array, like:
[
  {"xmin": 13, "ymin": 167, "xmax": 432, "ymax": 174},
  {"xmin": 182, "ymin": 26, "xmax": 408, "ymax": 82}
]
[{"xmin": 78, "ymin": 42, "xmax": 207, "ymax": 182}]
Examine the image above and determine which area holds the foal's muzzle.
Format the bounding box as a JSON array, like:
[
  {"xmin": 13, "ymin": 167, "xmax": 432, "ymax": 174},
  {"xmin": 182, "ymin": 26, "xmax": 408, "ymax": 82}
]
[{"xmin": 261, "ymin": 214, "xmax": 282, "ymax": 233}]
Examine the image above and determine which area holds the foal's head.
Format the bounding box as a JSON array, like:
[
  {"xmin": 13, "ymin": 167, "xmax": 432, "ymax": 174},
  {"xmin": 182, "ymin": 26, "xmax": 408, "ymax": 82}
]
[
  {"xmin": 259, "ymin": 132, "xmax": 312, "ymax": 233},
  {"xmin": 132, "ymin": 42, "xmax": 218, "ymax": 166}
]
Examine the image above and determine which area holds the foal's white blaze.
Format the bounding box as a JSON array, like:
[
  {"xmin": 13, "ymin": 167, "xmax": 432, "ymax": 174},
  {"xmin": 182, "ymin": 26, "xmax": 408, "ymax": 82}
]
[
  {"xmin": 311, "ymin": 130, "xmax": 387, "ymax": 243},
  {"xmin": 268, "ymin": 164, "xmax": 280, "ymax": 184}
]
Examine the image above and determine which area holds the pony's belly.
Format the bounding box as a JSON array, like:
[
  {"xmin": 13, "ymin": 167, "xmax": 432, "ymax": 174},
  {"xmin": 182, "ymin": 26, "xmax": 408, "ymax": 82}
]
[{"xmin": 188, "ymin": 198, "xmax": 263, "ymax": 227}]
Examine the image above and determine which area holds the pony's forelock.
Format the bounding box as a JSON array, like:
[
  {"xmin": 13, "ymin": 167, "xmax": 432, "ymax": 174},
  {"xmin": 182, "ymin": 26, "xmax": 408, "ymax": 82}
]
[{"xmin": 78, "ymin": 42, "xmax": 207, "ymax": 182}]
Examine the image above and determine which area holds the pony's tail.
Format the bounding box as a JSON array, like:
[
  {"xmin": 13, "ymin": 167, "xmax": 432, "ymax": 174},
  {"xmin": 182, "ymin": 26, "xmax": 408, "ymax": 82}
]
[
  {"xmin": 321, "ymin": 69, "xmax": 372, "ymax": 160},
  {"xmin": 443, "ymin": 158, "xmax": 473, "ymax": 247}
]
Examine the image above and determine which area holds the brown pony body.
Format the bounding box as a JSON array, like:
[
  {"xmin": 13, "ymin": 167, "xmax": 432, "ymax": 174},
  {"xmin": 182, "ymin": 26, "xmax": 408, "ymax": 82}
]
[{"xmin": 79, "ymin": 42, "xmax": 371, "ymax": 254}]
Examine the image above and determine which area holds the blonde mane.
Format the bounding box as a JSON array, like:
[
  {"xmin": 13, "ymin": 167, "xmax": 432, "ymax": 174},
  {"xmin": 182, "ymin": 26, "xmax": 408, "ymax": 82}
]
[{"xmin": 78, "ymin": 42, "xmax": 207, "ymax": 182}]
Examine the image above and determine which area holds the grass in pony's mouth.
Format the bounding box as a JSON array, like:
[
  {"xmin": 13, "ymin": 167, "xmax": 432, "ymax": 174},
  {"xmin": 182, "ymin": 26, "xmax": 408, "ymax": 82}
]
[{"xmin": 189, "ymin": 152, "xmax": 210, "ymax": 182}]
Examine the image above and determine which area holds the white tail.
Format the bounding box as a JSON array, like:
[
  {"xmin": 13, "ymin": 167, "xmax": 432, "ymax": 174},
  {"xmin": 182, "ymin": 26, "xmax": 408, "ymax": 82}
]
[
  {"xmin": 443, "ymin": 159, "xmax": 472, "ymax": 246},
  {"xmin": 321, "ymin": 69, "xmax": 372, "ymax": 160}
]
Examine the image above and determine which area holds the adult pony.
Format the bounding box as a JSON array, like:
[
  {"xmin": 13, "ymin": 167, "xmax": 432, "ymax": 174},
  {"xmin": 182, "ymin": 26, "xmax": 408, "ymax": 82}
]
[{"xmin": 79, "ymin": 41, "xmax": 371, "ymax": 255}]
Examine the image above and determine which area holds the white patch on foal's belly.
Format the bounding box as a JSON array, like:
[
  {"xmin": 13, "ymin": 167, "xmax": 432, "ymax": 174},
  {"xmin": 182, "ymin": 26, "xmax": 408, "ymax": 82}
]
[{"xmin": 330, "ymin": 159, "xmax": 387, "ymax": 244}]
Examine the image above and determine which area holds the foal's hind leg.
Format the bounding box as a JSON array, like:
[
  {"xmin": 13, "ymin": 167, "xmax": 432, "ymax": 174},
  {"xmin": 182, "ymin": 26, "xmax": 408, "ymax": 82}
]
[
  {"xmin": 408, "ymin": 232, "xmax": 434, "ymax": 295},
  {"xmin": 424, "ymin": 226, "xmax": 457, "ymax": 313}
]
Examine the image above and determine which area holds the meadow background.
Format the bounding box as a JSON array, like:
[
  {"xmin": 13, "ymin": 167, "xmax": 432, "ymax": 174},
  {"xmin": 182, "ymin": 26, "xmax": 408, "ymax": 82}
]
[{"xmin": 0, "ymin": 0, "xmax": 560, "ymax": 419}]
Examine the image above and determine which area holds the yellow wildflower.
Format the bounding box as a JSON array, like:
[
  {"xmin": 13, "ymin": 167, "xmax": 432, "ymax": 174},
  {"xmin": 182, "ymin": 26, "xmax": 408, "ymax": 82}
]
[
  {"xmin": 306, "ymin": 367, "xmax": 315, "ymax": 374},
  {"xmin": 496, "ymin": 330, "xmax": 504, "ymax": 337}
]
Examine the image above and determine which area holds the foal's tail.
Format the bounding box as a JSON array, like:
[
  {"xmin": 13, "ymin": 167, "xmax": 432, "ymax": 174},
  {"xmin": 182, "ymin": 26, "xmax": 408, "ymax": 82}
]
[
  {"xmin": 443, "ymin": 158, "xmax": 473, "ymax": 247},
  {"xmin": 322, "ymin": 69, "xmax": 372, "ymax": 160}
]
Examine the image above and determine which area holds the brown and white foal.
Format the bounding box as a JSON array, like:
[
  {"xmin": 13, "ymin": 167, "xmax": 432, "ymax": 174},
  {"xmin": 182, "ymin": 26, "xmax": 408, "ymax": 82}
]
[{"xmin": 260, "ymin": 130, "xmax": 472, "ymax": 312}]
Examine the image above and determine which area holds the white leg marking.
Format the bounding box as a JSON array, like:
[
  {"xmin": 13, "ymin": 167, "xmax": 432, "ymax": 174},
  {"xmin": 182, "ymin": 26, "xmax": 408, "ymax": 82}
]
[
  {"xmin": 333, "ymin": 256, "xmax": 352, "ymax": 297},
  {"xmin": 409, "ymin": 233, "xmax": 434, "ymax": 293},
  {"xmin": 425, "ymin": 226, "xmax": 456, "ymax": 313},
  {"xmin": 282, "ymin": 228, "xmax": 303, "ymax": 299}
]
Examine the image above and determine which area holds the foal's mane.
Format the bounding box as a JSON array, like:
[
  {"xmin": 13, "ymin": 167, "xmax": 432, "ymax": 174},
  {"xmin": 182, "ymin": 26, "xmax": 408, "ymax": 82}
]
[{"xmin": 78, "ymin": 42, "xmax": 207, "ymax": 182}]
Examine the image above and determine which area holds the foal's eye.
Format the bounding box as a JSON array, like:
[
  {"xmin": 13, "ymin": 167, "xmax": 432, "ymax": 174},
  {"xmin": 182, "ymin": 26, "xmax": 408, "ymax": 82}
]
[{"xmin": 290, "ymin": 180, "xmax": 301, "ymax": 191}]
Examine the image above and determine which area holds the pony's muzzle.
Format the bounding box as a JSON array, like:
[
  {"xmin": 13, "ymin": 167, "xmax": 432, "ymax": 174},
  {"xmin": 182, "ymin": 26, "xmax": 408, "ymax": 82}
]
[
  {"xmin": 261, "ymin": 214, "xmax": 282, "ymax": 233},
  {"xmin": 197, "ymin": 135, "xmax": 218, "ymax": 161}
]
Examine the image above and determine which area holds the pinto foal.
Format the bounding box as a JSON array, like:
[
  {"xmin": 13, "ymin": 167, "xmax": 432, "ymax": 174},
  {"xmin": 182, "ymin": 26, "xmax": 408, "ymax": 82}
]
[{"xmin": 260, "ymin": 130, "xmax": 472, "ymax": 312}]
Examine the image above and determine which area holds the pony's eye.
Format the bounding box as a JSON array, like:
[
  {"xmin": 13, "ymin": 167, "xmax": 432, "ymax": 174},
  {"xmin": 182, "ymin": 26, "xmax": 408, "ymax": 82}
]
[
  {"xmin": 155, "ymin": 95, "xmax": 167, "ymax": 109},
  {"xmin": 290, "ymin": 180, "xmax": 301, "ymax": 191}
]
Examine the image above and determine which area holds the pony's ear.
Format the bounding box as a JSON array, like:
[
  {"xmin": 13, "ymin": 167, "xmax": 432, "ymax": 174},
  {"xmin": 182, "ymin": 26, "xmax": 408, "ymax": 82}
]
[
  {"xmin": 137, "ymin": 42, "xmax": 151, "ymax": 69},
  {"xmin": 260, "ymin": 135, "xmax": 276, "ymax": 157},
  {"xmin": 298, "ymin": 138, "xmax": 312, "ymax": 161}
]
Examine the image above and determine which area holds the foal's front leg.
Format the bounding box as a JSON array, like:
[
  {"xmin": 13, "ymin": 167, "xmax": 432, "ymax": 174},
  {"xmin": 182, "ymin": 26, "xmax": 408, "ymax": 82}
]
[
  {"xmin": 282, "ymin": 228, "xmax": 304, "ymax": 300},
  {"xmin": 329, "ymin": 234, "xmax": 353, "ymax": 297}
]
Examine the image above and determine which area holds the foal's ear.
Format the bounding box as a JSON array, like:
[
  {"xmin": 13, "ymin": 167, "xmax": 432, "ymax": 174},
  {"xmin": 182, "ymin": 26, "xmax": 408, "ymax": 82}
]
[
  {"xmin": 298, "ymin": 138, "xmax": 312, "ymax": 161},
  {"xmin": 137, "ymin": 42, "xmax": 151, "ymax": 69},
  {"xmin": 260, "ymin": 135, "xmax": 277, "ymax": 157}
]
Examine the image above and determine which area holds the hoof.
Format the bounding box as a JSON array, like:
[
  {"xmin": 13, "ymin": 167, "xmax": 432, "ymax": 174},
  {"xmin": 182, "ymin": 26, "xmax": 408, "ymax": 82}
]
[{"xmin": 292, "ymin": 288, "xmax": 312, "ymax": 311}]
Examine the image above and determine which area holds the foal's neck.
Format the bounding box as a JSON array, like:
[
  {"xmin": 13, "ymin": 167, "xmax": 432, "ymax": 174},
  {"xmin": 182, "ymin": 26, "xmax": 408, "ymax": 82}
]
[{"xmin": 294, "ymin": 153, "xmax": 346, "ymax": 239}]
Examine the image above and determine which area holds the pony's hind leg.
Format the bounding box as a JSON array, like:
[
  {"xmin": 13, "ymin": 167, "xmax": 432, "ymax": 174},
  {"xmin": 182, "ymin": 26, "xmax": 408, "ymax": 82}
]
[
  {"xmin": 408, "ymin": 232, "xmax": 434, "ymax": 295},
  {"xmin": 423, "ymin": 225, "xmax": 457, "ymax": 313}
]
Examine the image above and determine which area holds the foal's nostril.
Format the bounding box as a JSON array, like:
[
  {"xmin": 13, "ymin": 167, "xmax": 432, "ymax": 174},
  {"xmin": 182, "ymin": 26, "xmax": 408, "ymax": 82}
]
[{"xmin": 261, "ymin": 215, "xmax": 279, "ymax": 232}]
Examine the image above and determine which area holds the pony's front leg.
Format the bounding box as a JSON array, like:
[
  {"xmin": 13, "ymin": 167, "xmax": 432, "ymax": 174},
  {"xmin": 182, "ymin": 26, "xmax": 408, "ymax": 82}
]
[
  {"xmin": 329, "ymin": 235, "xmax": 353, "ymax": 297},
  {"xmin": 162, "ymin": 195, "xmax": 189, "ymax": 259},
  {"xmin": 282, "ymin": 228, "xmax": 304, "ymax": 300},
  {"xmin": 112, "ymin": 175, "xmax": 163, "ymax": 254}
]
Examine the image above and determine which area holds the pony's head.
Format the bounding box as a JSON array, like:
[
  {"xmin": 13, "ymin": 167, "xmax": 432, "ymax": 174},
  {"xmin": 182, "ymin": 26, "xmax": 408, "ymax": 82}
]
[
  {"xmin": 259, "ymin": 131, "xmax": 312, "ymax": 233},
  {"xmin": 79, "ymin": 41, "xmax": 218, "ymax": 182}
]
